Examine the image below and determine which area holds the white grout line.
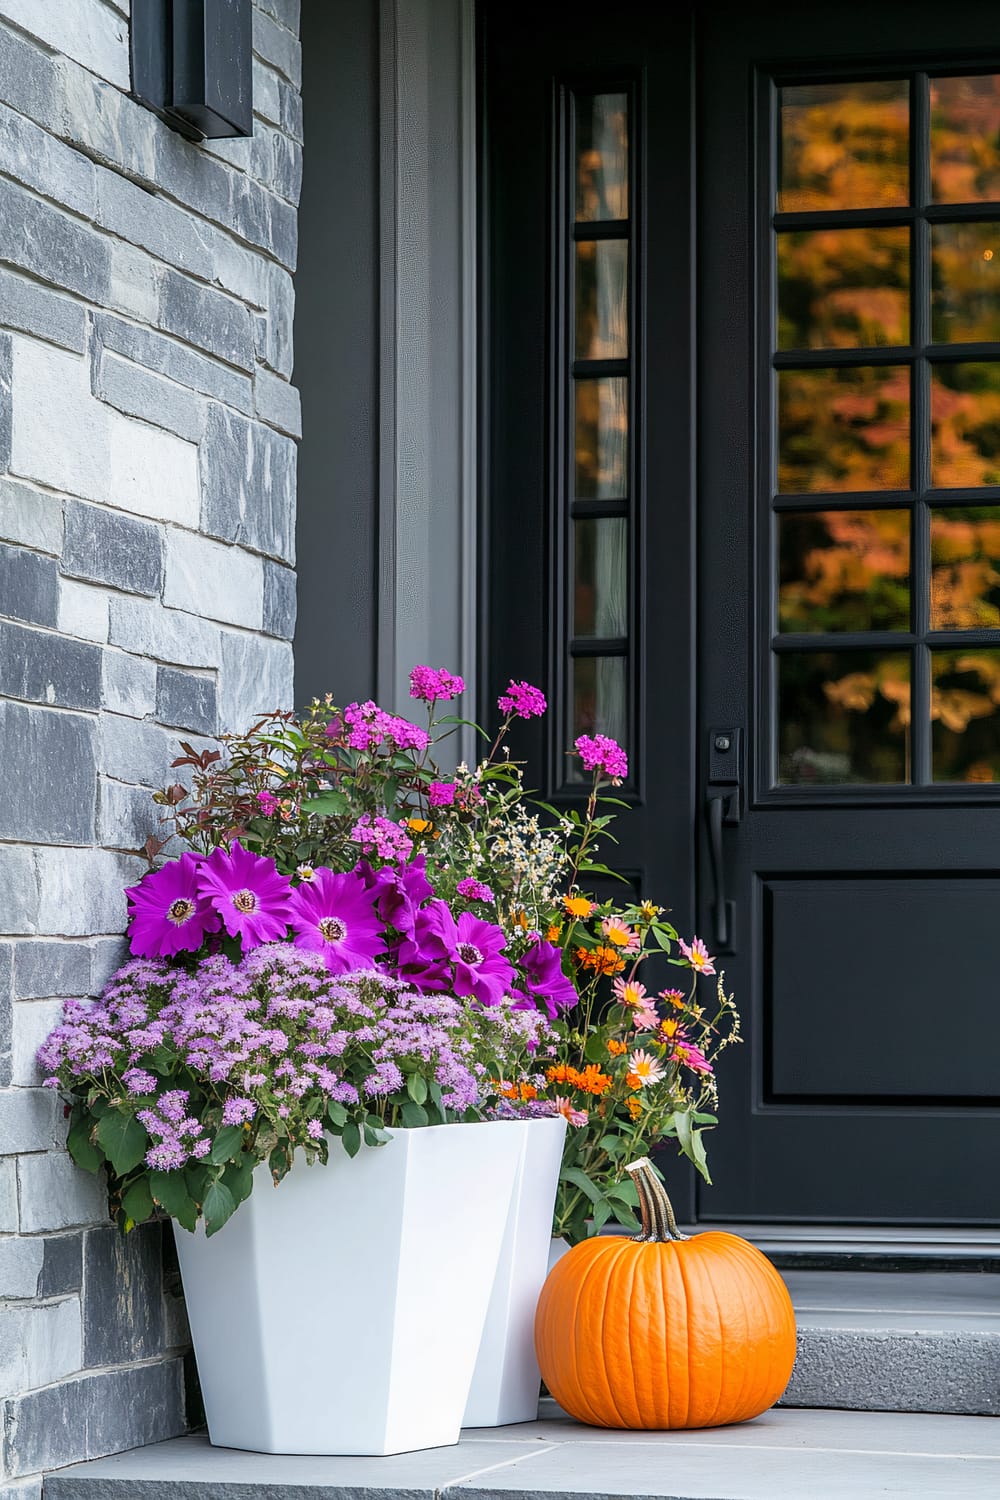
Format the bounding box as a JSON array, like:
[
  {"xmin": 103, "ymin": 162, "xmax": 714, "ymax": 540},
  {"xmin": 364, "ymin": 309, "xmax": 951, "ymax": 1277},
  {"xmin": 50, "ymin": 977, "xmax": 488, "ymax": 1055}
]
[
  {"xmin": 442, "ymin": 1443, "xmax": 565, "ymax": 1489},
  {"xmin": 527, "ymin": 1438, "xmax": 1000, "ymax": 1462}
]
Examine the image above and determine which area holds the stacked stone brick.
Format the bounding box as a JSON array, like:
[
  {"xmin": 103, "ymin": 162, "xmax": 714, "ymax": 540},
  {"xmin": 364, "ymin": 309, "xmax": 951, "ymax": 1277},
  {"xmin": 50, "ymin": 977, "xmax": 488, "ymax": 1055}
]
[{"xmin": 0, "ymin": 1, "xmax": 302, "ymax": 1491}]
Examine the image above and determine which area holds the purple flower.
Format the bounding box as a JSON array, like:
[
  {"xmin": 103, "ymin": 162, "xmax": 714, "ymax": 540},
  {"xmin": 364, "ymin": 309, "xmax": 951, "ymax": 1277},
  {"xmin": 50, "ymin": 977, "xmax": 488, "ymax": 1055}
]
[
  {"xmin": 519, "ymin": 938, "xmax": 578, "ymax": 1020},
  {"xmin": 409, "ymin": 665, "xmax": 466, "ymax": 703},
  {"xmin": 428, "ymin": 781, "xmax": 456, "ymax": 808},
  {"xmin": 197, "ymin": 842, "xmax": 293, "ymax": 950},
  {"xmin": 457, "ymin": 877, "xmax": 494, "ymax": 904},
  {"xmin": 257, "ymin": 789, "xmax": 279, "ymax": 816},
  {"xmin": 575, "ymin": 732, "xmax": 628, "ymax": 780},
  {"xmin": 306, "ymin": 1119, "xmax": 324, "ymax": 1139},
  {"xmin": 341, "ymin": 701, "xmax": 431, "ymax": 754},
  {"xmin": 498, "ymin": 680, "xmax": 547, "ymax": 719},
  {"xmin": 365, "ymin": 856, "xmax": 433, "ymax": 936},
  {"xmin": 222, "ymin": 1096, "xmax": 256, "ymax": 1126},
  {"xmin": 125, "ymin": 852, "xmax": 220, "ymax": 959},
  {"xmin": 288, "ymin": 866, "xmax": 384, "ymax": 973},
  {"xmin": 399, "ymin": 900, "xmax": 515, "ymax": 1006},
  {"xmin": 122, "ymin": 1068, "xmax": 159, "ymax": 1095}
]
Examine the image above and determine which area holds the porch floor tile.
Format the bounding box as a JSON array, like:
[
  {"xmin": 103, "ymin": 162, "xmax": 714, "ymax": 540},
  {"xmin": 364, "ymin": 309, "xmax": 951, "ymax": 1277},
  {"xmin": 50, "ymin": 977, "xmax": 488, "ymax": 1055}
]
[{"xmin": 43, "ymin": 1405, "xmax": 1000, "ymax": 1500}]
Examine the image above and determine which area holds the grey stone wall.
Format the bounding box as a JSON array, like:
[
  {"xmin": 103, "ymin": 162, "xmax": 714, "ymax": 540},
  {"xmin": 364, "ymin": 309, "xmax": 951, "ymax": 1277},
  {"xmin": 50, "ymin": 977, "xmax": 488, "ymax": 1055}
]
[{"xmin": 0, "ymin": 1, "xmax": 302, "ymax": 1492}]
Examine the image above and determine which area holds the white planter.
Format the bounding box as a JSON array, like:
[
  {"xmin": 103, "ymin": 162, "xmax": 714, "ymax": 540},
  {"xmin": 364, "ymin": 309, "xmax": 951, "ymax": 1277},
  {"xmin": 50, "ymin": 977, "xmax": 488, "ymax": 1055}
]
[
  {"xmin": 463, "ymin": 1114, "xmax": 567, "ymax": 1427},
  {"xmin": 173, "ymin": 1120, "xmax": 523, "ymax": 1456}
]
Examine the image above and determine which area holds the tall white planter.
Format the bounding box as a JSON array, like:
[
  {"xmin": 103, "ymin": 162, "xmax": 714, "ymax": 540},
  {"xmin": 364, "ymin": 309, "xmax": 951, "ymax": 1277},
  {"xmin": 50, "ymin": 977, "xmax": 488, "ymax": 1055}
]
[
  {"xmin": 173, "ymin": 1120, "xmax": 522, "ymax": 1456},
  {"xmin": 463, "ymin": 1114, "xmax": 567, "ymax": 1427}
]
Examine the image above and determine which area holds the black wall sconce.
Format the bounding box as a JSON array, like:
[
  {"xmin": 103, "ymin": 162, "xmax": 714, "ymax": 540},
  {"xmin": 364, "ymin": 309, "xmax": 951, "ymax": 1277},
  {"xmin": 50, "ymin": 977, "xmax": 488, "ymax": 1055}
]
[{"xmin": 131, "ymin": 0, "xmax": 254, "ymax": 141}]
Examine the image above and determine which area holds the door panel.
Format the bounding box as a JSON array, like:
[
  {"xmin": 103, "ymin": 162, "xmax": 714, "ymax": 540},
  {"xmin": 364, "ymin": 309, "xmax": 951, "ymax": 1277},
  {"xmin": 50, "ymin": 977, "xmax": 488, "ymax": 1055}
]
[{"xmin": 481, "ymin": 0, "xmax": 1000, "ymax": 1224}]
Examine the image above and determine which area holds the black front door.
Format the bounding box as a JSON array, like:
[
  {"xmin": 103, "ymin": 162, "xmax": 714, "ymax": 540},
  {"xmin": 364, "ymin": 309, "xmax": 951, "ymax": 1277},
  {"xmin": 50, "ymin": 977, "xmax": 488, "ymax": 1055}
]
[{"xmin": 482, "ymin": 0, "xmax": 1000, "ymax": 1224}]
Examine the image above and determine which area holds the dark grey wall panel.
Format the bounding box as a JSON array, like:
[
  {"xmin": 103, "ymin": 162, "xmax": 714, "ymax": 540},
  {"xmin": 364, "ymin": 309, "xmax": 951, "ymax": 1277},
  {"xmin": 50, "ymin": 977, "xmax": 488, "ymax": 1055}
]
[
  {"xmin": 294, "ymin": 0, "xmax": 379, "ymax": 709},
  {"xmin": 767, "ymin": 876, "xmax": 1000, "ymax": 1100}
]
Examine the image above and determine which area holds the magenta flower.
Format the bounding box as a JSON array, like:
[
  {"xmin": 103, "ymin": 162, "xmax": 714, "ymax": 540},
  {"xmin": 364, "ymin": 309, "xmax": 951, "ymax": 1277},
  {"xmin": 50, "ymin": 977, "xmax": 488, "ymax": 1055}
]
[
  {"xmin": 428, "ymin": 781, "xmax": 457, "ymax": 808},
  {"xmin": 126, "ymin": 852, "xmax": 220, "ymax": 959},
  {"xmin": 196, "ymin": 841, "xmax": 293, "ymax": 950},
  {"xmin": 679, "ymin": 936, "xmax": 716, "ymax": 976},
  {"xmin": 498, "ymin": 679, "xmax": 547, "ymax": 719},
  {"xmin": 409, "ymin": 665, "xmax": 466, "ymax": 703},
  {"xmin": 575, "ymin": 733, "xmax": 628, "ymax": 780},
  {"xmin": 288, "ymin": 866, "xmax": 384, "ymax": 973},
  {"xmin": 399, "ymin": 900, "xmax": 515, "ymax": 1006},
  {"xmin": 256, "ymin": 789, "xmax": 279, "ymax": 816},
  {"xmin": 457, "ymin": 877, "xmax": 494, "ymax": 904},
  {"xmin": 672, "ymin": 1040, "xmax": 714, "ymax": 1075},
  {"xmin": 341, "ymin": 701, "xmax": 431, "ymax": 754},
  {"xmin": 360, "ymin": 855, "xmax": 434, "ymax": 937},
  {"xmin": 519, "ymin": 938, "xmax": 578, "ymax": 1019}
]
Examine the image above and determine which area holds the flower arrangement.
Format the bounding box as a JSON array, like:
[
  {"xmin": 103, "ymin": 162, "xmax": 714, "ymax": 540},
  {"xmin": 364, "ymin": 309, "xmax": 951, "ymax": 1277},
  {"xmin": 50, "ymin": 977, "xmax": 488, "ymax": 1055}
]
[{"xmin": 40, "ymin": 667, "xmax": 738, "ymax": 1242}]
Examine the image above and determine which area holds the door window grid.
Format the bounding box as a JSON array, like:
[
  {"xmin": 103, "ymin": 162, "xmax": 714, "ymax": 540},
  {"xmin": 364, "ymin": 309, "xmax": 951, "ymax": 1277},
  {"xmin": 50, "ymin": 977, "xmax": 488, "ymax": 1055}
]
[
  {"xmin": 559, "ymin": 86, "xmax": 635, "ymax": 787},
  {"xmin": 769, "ymin": 70, "xmax": 1000, "ymax": 788}
]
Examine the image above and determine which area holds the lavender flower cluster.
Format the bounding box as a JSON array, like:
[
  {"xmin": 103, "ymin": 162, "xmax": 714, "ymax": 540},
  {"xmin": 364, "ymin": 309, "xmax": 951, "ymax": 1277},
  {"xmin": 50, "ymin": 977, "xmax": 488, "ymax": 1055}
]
[{"xmin": 38, "ymin": 946, "xmax": 557, "ymax": 1175}]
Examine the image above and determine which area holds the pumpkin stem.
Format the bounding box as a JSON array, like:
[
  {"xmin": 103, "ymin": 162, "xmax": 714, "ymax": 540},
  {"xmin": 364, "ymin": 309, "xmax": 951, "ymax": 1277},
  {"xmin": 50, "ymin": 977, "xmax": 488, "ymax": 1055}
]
[{"xmin": 625, "ymin": 1157, "xmax": 689, "ymax": 1242}]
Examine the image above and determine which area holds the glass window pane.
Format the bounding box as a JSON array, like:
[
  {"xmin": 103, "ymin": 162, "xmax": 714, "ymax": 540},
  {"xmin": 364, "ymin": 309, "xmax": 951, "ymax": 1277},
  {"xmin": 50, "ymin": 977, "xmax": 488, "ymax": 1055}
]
[
  {"xmin": 931, "ymin": 75, "xmax": 1000, "ymax": 204},
  {"xmin": 778, "ymin": 80, "xmax": 909, "ymax": 212},
  {"xmin": 778, "ymin": 227, "xmax": 909, "ymax": 350},
  {"xmin": 778, "ymin": 366, "xmax": 911, "ymax": 494},
  {"xmin": 931, "ymin": 223, "xmax": 1000, "ymax": 343},
  {"xmin": 932, "ymin": 649, "xmax": 1000, "ymax": 782},
  {"xmin": 568, "ymin": 656, "xmax": 628, "ymax": 782},
  {"xmin": 931, "ymin": 362, "xmax": 1000, "ymax": 487},
  {"xmin": 575, "ymin": 377, "xmax": 628, "ymax": 498},
  {"xmin": 778, "ymin": 509, "xmax": 910, "ymax": 633},
  {"xmin": 778, "ymin": 651, "xmax": 911, "ymax": 785},
  {"xmin": 931, "ymin": 506, "xmax": 1000, "ymax": 628},
  {"xmin": 576, "ymin": 93, "xmax": 628, "ymax": 221},
  {"xmin": 576, "ymin": 240, "xmax": 629, "ymax": 359},
  {"xmin": 574, "ymin": 518, "xmax": 628, "ymax": 637}
]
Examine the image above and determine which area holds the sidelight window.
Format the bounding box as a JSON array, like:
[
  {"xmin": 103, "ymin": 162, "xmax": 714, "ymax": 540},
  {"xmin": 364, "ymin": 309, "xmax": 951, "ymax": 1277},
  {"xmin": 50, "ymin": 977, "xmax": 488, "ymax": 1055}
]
[
  {"xmin": 769, "ymin": 70, "xmax": 1000, "ymax": 787},
  {"xmin": 558, "ymin": 86, "xmax": 635, "ymax": 785}
]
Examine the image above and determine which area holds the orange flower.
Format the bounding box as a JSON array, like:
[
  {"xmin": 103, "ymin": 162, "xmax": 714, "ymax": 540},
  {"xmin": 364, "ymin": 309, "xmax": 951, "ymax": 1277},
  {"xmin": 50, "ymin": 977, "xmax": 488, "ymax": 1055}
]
[
  {"xmin": 546, "ymin": 924, "xmax": 563, "ymax": 941},
  {"xmin": 563, "ymin": 894, "xmax": 596, "ymax": 919},
  {"xmin": 407, "ymin": 818, "xmax": 433, "ymax": 833},
  {"xmin": 495, "ymin": 1079, "xmax": 539, "ymax": 1102},
  {"xmin": 627, "ymin": 1097, "xmax": 643, "ymax": 1120},
  {"xmin": 544, "ymin": 1063, "xmax": 612, "ymax": 1097},
  {"xmin": 576, "ymin": 945, "xmax": 626, "ymax": 975},
  {"xmin": 626, "ymin": 1072, "xmax": 642, "ymax": 1090},
  {"xmin": 607, "ymin": 1038, "xmax": 628, "ymax": 1056}
]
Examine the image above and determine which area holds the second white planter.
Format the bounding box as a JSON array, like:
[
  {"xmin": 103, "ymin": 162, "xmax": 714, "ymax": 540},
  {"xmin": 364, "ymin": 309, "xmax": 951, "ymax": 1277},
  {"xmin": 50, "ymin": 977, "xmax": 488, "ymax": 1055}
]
[
  {"xmin": 174, "ymin": 1119, "xmax": 523, "ymax": 1456},
  {"xmin": 463, "ymin": 1113, "xmax": 567, "ymax": 1427}
]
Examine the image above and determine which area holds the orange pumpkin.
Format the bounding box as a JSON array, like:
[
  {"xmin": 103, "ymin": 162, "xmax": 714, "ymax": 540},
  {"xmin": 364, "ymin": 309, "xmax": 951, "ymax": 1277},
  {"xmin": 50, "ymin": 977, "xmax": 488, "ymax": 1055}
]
[{"xmin": 534, "ymin": 1158, "xmax": 797, "ymax": 1429}]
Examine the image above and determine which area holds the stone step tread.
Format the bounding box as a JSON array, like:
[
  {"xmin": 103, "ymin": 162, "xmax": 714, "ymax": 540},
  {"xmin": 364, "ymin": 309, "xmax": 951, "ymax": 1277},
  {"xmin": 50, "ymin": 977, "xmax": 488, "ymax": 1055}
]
[
  {"xmin": 43, "ymin": 1410, "xmax": 1000, "ymax": 1500},
  {"xmin": 784, "ymin": 1269, "xmax": 1000, "ymax": 1328}
]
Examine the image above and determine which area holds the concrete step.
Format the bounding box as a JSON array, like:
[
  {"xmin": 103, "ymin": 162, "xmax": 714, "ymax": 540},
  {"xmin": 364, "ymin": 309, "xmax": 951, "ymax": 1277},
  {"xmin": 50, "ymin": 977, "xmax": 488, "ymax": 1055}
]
[
  {"xmin": 780, "ymin": 1270, "xmax": 1000, "ymax": 1415},
  {"xmin": 697, "ymin": 1223, "xmax": 1000, "ymax": 1273},
  {"xmin": 42, "ymin": 1406, "xmax": 1000, "ymax": 1500}
]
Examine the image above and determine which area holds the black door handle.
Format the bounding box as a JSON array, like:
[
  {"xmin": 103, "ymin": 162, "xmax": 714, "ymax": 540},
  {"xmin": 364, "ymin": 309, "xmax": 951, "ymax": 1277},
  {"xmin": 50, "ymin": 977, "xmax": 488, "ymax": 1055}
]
[{"xmin": 707, "ymin": 791, "xmax": 729, "ymax": 949}]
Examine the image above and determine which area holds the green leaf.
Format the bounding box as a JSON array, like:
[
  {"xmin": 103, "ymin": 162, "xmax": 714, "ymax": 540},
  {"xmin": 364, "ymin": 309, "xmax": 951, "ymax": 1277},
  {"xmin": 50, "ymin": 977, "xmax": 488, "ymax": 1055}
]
[
  {"xmin": 67, "ymin": 1116, "xmax": 104, "ymax": 1173},
  {"xmin": 598, "ymin": 1133, "xmax": 626, "ymax": 1160},
  {"xmin": 692, "ymin": 1111, "xmax": 718, "ymax": 1126},
  {"xmin": 208, "ymin": 1126, "xmax": 245, "ymax": 1165},
  {"xmin": 269, "ymin": 1144, "xmax": 293, "ymax": 1182},
  {"xmin": 96, "ymin": 1111, "xmax": 148, "ymax": 1176},
  {"xmin": 122, "ymin": 1177, "xmax": 155, "ymax": 1225},
  {"xmin": 584, "ymin": 1033, "xmax": 608, "ymax": 1064},
  {"xmin": 608, "ymin": 1198, "xmax": 640, "ymax": 1231},
  {"xmin": 149, "ymin": 1170, "xmax": 198, "ymax": 1231},
  {"xmin": 561, "ymin": 1165, "xmax": 604, "ymax": 1206},
  {"xmin": 342, "ymin": 1120, "xmax": 362, "ymax": 1158},
  {"xmin": 604, "ymin": 1178, "xmax": 639, "ymax": 1206},
  {"xmin": 406, "ymin": 1072, "xmax": 428, "ymax": 1106},
  {"xmin": 203, "ymin": 1178, "xmax": 237, "ymax": 1238},
  {"xmin": 302, "ymin": 790, "xmax": 350, "ymax": 817},
  {"xmin": 222, "ymin": 1157, "xmax": 255, "ymax": 1206},
  {"xmin": 400, "ymin": 1100, "xmax": 428, "ymax": 1129},
  {"xmin": 363, "ymin": 1122, "xmax": 390, "ymax": 1147},
  {"xmin": 326, "ymin": 1100, "xmax": 348, "ymax": 1128},
  {"xmin": 688, "ymin": 1127, "xmax": 712, "ymax": 1185},
  {"xmin": 673, "ymin": 1108, "xmax": 693, "ymax": 1157},
  {"xmin": 592, "ymin": 1198, "xmax": 614, "ymax": 1231}
]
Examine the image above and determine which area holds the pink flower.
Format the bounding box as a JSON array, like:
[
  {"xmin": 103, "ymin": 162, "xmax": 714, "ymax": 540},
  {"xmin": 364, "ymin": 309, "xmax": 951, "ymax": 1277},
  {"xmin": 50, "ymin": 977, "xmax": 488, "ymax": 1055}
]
[
  {"xmin": 288, "ymin": 866, "xmax": 384, "ymax": 973},
  {"xmin": 627, "ymin": 1048, "xmax": 664, "ymax": 1087},
  {"xmin": 256, "ymin": 789, "xmax": 279, "ymax": 816},
  {"xmin": 553, "ymin": 1095, "xmax": 589, "ymax": 1127},
  {"xmin": 575, "ymin": 733, "xmax": 628, "ymax": 780},
  {"xmin": 398, "ymin": 900, "xmax": 515, "ymax": 1006},
  {"xmin": 601, "ymin": 916, "xmax": 641, "ymax": 952},
  {"xmin": 428, "ymin": 781, "xmax": 457, "ymax": 808},
  {"xmin": 497, "ymin": 680, "xmax": 547, "ymax": 719},
  {"xmin": 632, "ymin": 1004, "xmax": 660, "ymax": 1031},
  {"xmin": 613, "ymin": 977, "xmax": 647, "ymax": 1008},
  {"xmin": 409, "ymin": 665, "xmax": 466, "ymax": 703},
  {"xmin": 672, "ymin": 1041, "xmax": 713, "ymax": 1075},
  {"xmin": 679, "ymin": 936, "xmax": 716, "ymax": 976},
  {"xmin": 457, "ymin": 877, "xmax": 494, "ymax": 903},
  {"xmin": 196, "ymin": 841, "xmax": 293, "ymax": 950},
  {"xmin": 126, "ymin": 852, "xmax": 220, "ymax": 959},
  {"xmin": 349, "ymin": 814, "xmax": 413, "ymax": 862}
]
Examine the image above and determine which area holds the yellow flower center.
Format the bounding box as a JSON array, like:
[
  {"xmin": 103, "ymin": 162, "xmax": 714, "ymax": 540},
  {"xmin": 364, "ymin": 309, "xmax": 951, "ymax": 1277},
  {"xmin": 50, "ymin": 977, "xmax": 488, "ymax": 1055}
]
[{"xmin": 232, "ymin": 889, "xmax": 257, "ymax": 914}]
